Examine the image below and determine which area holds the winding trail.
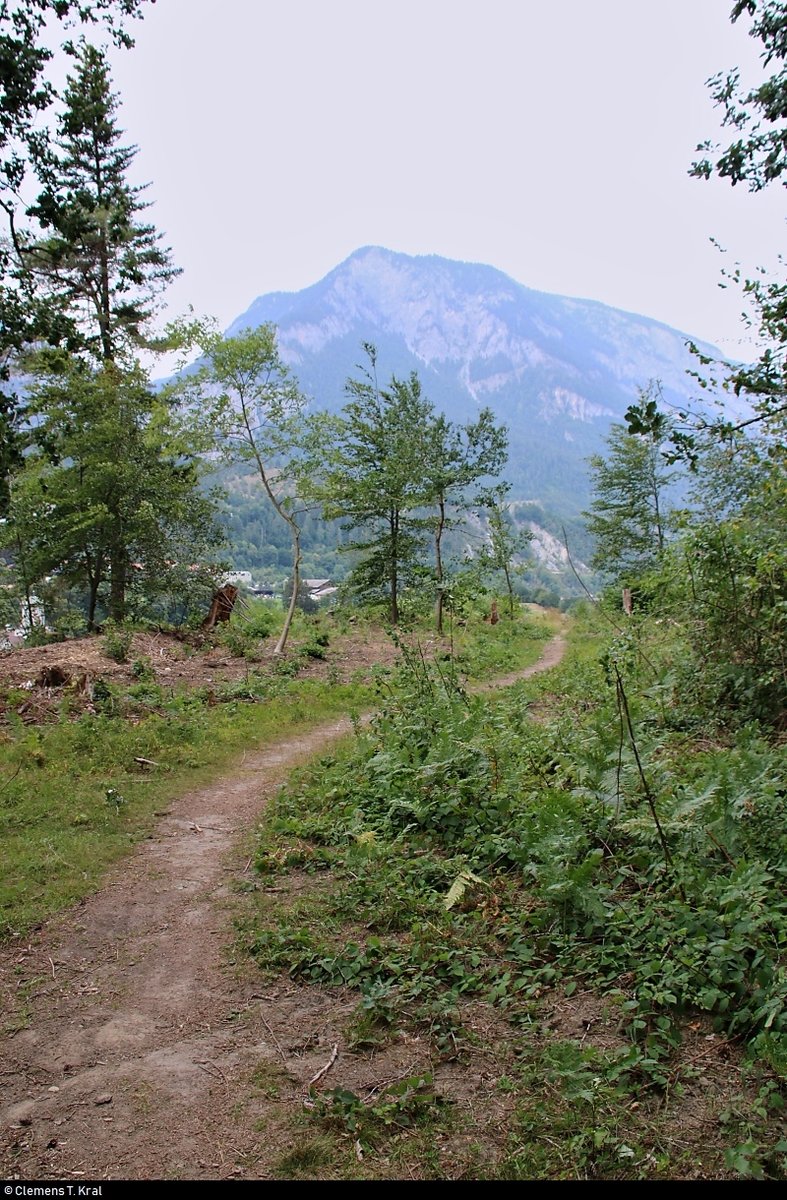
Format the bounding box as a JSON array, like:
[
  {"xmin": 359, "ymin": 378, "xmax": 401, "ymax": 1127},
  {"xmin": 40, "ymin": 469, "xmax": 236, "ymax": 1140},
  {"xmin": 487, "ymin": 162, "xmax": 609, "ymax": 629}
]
[{"xmin": 0, "ymin": 633, "xmax": 566, "ymax": 1181}]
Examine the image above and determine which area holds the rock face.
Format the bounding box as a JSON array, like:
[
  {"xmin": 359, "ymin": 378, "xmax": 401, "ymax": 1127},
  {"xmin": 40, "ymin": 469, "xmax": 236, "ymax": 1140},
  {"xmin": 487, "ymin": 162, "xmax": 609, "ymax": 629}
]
[{"xmin": 227, "ymin": 246, "xmax": 720, "ymax": 515}]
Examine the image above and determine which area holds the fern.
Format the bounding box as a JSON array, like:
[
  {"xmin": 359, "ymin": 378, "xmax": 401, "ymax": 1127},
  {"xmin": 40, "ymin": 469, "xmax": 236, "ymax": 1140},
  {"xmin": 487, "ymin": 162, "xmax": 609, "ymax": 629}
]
[{"xmin": 443, "ymin": 868, "xmax": 488, "ymax": 910}]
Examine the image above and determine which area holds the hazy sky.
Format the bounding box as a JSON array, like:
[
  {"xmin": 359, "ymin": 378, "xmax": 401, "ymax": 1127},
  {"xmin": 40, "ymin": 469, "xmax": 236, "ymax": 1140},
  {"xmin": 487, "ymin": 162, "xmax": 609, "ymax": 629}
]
[{"xmin": 98, "ymin": 0, "xmax": 784, "ymax": 358}]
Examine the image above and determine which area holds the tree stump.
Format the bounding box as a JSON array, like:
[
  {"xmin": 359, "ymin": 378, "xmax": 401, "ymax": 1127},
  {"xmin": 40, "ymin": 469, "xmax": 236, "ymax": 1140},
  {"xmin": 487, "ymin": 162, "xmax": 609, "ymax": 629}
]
[{"xmin": 202, "ymin": 584, "xmax": 239, "ymax": 631}]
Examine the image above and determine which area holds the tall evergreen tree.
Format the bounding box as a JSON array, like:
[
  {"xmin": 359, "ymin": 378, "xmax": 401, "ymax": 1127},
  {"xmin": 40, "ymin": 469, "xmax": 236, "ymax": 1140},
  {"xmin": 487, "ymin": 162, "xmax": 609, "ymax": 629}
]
[
  {"xmin": 23, "ymin": 42, "xmax": 178, "ymax": 366},
  {"xmin": 584, "ymin": 417, "xmax": 675, "ymax": 585},
  {"xmin": 1, "ymin": 3, "xmax": 150, "ymax": 510},
  {"xmin": 4, "ymin": 44, "xmax": 219, "ymax": 625}
]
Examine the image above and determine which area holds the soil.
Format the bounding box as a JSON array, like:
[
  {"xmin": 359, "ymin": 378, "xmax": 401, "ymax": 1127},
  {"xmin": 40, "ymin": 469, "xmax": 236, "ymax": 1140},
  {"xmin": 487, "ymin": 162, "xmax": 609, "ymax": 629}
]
[
  {"xmin": 0, "ymin": 635, "xmax": 566, "ymax": 1182},
  {"xmin": 0, "ymin": 624, "xmax": 401, "ymax": 725}
]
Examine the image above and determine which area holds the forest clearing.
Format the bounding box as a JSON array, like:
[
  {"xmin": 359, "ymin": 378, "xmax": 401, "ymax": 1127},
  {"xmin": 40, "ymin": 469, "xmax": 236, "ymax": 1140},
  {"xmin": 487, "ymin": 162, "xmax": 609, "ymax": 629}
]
[
  {"xmin": 2, "ymin": 0, "xmax": 785, "ymax": 1182},
  {"xmin": 1, "ymin": 603, "xmax": 785, "ymax": 1180}
]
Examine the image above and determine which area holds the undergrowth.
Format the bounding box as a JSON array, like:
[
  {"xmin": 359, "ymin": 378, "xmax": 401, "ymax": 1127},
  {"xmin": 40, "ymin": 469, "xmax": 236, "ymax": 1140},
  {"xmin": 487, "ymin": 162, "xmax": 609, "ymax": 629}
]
[{"xmin": 244, "ymin": 611, "xmax": 787, "ymax": 1179}]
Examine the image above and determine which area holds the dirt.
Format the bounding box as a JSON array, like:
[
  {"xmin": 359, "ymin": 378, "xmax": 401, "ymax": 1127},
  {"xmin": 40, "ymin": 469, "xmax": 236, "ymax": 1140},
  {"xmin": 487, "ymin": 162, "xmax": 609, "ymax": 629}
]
[
  {"xmin": 0, "ymin": 635, "xmax": 566, "ymax": 1182},
  {"xmin": 0, "ymin": 624, "xmax": 400, "ymax": 725}
]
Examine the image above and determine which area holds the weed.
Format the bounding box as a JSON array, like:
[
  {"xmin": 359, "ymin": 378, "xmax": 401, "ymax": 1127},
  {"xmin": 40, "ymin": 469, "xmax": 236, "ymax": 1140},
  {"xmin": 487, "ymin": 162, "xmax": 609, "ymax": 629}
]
[
  {"xmin": 131, "ymin": 657, "xmax": 155, "ymax": 681},
  {"xmin": 102, "ymin": 621, "xmax": 133, "ymax": 663},
  {"xmin": 308, "ymin": 1074, "xmax": 442, "ymax": 1146}
]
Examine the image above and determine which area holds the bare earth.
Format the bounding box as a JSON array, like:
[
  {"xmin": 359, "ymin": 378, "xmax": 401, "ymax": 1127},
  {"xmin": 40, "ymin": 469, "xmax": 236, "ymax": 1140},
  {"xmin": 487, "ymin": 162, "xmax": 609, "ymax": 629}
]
[{"xmin": 0, "ymin": 636, "xmax": 566, "ymax": 1182}]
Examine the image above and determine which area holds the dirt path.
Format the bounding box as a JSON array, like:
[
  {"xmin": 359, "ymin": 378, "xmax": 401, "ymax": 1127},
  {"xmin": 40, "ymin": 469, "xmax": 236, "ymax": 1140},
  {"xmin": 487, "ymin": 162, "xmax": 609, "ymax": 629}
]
[{"xmin": 0, "ymin": 634, "xmax": 566, "ymax": 1181}]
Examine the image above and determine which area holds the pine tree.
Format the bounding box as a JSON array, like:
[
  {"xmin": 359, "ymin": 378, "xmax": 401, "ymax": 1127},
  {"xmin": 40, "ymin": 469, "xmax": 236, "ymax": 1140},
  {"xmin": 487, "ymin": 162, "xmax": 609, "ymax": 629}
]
[
  {"xmin": 4, "ymin": 44, "xmax": 219, "ymax": 625},
  {"xmin": 25, "ymin": 42, "xmax": 178, "ymax": 366},
  {"xmin": 584, "ymin": 415, "xmax": 676, "ymax": 585},
  {"xmin": 1, "ymin": 4, "xmax": 149, "ymax": 511}
]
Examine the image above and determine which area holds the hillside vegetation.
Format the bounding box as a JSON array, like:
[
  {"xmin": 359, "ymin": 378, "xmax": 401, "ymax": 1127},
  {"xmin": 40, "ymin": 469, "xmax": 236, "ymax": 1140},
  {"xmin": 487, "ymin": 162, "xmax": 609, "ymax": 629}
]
[{"xmin": 242, "ymin": 603, "xmax": 785, "ymax": 1179}]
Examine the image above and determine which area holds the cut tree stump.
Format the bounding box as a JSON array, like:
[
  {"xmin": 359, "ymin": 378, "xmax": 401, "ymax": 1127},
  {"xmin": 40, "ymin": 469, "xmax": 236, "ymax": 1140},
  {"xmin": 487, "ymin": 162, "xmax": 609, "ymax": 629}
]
[{"xmin": 202, "ymin": 584, "xmax": 239, "ymax": 631}]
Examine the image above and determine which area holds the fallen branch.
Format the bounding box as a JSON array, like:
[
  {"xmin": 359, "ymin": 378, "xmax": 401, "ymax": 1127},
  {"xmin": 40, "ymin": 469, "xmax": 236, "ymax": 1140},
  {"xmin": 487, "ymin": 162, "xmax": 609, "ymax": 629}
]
[
  {"xmin": 261, "ymin": 1016, "xmax": 288, "ymax": 1064},
  {"xmin": 308, "ymin": 1043, "xmax": 338, "ymax": 1087},
  {"xmin": 0, "ymin": 763, "xmax": 22, "ymax": 793},
  {"xmin": 195, "ymin": 1059, "xmax": 229, "ymax": 1093}
]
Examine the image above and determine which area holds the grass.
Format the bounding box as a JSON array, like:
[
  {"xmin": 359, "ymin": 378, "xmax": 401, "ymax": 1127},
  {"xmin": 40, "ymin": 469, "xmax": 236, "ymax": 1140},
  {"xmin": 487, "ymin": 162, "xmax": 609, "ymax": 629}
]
[
  {"xmin": 449, "ymin": 604, "xmax": 561, "ymax": 680},
  {"xmin": 0, "ymin": 675, "xmax": 369, "ymax": 937}
]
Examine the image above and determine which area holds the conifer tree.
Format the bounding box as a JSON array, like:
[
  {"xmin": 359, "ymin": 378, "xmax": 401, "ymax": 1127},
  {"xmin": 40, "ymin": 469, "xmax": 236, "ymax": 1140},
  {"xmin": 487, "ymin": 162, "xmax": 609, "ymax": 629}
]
[
  {"xmin": 585, "ymin": 412, "xmax": 675, "ymax": 586},
  {"xmin": 4, "ymin": 44, "xmax": 220, "ymax": 625},
  {"xmin": 1, "ymin": 4, "xmax": 150, "ymax": 510},
  {"xmin": 24, "ymin": 42, "xmax": 178, "ymax": 366}
]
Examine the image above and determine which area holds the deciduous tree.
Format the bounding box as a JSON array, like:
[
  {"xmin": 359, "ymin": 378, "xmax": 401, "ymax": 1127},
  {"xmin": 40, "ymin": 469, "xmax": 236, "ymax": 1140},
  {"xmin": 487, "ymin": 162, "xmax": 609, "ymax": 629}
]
[
  {"xmin": 425, "ymin": 408, "xmax": 508, "ymax": 632},
  {"xmin": 475, "ymin": 488, "xmax": 532, "ymax": 618},
  {"xmin": 320, "ymin": 345, "xmax": 434, "ymax": 625},
  {"xmin": 173, "ymin": 322, "xmax": 309, "ymax": 655}
]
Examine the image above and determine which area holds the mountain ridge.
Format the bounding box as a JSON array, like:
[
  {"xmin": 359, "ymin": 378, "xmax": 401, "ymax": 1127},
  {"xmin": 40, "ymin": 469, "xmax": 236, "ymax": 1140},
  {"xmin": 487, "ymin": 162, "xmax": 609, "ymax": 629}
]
[{"xmin": 221, "ymin": 246, "xmax": 721, "ymax": 518}]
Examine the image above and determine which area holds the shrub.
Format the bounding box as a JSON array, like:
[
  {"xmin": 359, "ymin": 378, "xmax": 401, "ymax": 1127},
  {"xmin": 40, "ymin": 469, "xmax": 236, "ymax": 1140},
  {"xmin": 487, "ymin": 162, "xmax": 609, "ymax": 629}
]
[{"xmin": 102, "ymin": 621, "xmax": 133, "ymax": 663}]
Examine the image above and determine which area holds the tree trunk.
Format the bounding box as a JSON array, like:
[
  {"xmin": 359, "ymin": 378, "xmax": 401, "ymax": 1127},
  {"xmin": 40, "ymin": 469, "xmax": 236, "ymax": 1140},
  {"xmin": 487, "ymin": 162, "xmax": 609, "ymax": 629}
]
[
  {"xmin": 503, "ymin": 565, "xmax": 515, "ymax": 618},
  {"xmin": 275, "ymin": 524, "xmax": 302, "ymax": 656},
  {"xmin": 14, "ymin": 535, "xmax": 36, "ymax": 635},
  {"xmin": 85, "ymin": 548, "xmax": 105, "ymax": 631},
  {"xmin": 389, "ymin": 509, "xmax": 399, "ymax": 625},
  {"xmin": 434, "ymin": 493, "xmax": 446, "ymax": 634},
  {"xmin": 109, "ymin": 540, "xmax": 126, "ymax": 624},
  {"xmin": 240, "ymin": 397, "xmax": 302, "ymax": 657},
  {"xmin": 87, "ymin": 572, "xmax": 101, "ymax": 631}
]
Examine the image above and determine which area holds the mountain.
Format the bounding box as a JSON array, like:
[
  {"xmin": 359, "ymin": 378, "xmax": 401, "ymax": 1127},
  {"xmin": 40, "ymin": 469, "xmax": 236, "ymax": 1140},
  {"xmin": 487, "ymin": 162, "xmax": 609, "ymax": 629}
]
[{"xmin": 226, "ymin": 246, "xmax": 721, "ymax": 517}]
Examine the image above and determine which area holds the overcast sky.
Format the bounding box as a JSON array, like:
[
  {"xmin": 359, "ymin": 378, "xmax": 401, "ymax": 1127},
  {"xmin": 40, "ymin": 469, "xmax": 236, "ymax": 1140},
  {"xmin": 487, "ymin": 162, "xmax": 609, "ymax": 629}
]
[{"xmin": 98, "ymin": 0, "xmax": 784, "ymax": 359}]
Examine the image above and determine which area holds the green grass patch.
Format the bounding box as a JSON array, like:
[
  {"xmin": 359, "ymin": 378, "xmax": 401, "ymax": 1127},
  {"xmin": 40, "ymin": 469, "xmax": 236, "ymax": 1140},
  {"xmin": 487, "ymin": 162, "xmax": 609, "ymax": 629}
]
[
  {"xmin": 451, "ymin": 604, "xmax": 560, "ymax": 680},
  {"xmin": 0, "ymin": 675, "xmax": 370, "ymax": 937},
  {"xmin": 0, "ymin": 606, "xmax": 552, "ymax": 940}
]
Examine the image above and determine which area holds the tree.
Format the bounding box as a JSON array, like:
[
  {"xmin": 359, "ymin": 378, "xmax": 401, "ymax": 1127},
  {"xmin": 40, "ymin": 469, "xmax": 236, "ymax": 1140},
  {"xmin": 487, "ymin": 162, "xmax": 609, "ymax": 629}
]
[
  {"xmin": 22, "ymin": 42, "xmax": 179, "ymax": 366},
  {"xmin": 173, "ymin": 323, "xmax": 309, "ymax": 656},
  {"xmin": 585, "ymin": 399, "xmax": 677, "ymax": 586},
  {"xmin": 2, "ymin": 44, "xmax": 217, "ymax": 624},
  {"xmin": 425, "ymin": 408, "xmax": 508, "ymax": 633},
  {"xmin": 682, "ymin": 0, "xmax": 787, "ymax": 444},
  {"xmin": 320, "ymin": 346, "xmax": 434, "ymax": 625},
  {"xmin": 475, "ymin": 489, "xmax": 532, "ymax": 618},
  {"xmin": 675, "ymin": 433, "xmax": 787, "ymax": 723},
  {"xmin": 691, "ymin": 0, "xmax": 787, "ymax": 193},
  {"xmin": 1, "ymin": 2, "xmax": 150, "ymax": 508},
  {"xmin": 7, "ymin": 362, "xmax": 224, "ymax": 628},
  {"xmin": 621, "ymin": 1, "xmax": 787, "ymax": 726}
]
